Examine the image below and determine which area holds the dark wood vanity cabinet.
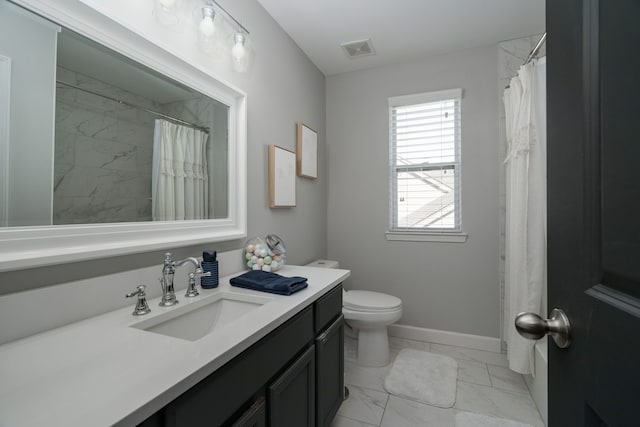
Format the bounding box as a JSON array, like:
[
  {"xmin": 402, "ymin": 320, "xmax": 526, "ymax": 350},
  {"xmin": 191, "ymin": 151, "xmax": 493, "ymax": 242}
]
[{"xmin": 138, "ymin": 284, "xmax": 344, "ymax": 427}]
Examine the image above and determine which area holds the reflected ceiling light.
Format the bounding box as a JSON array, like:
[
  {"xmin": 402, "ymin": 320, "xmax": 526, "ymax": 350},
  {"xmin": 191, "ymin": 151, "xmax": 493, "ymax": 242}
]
[
  {"xmin": 158, "ymin": 0, "xmax": 177, "ymax": 11},
  {"xmin": 155, "ymin": 0, "xmax": 180, "ymax": 25}
]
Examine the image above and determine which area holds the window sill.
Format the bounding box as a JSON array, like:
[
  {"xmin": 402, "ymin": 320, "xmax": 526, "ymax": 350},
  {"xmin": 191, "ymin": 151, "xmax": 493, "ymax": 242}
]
[{"xmin": 385, "ymin": 231, "xmax": 468, "ymax": 243}]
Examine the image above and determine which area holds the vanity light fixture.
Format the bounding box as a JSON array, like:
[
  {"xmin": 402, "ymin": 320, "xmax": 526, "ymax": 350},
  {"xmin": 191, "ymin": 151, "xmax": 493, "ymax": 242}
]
[{"xmin": 159, "ymin": 0, "xmax": 252, "ymax": 72}]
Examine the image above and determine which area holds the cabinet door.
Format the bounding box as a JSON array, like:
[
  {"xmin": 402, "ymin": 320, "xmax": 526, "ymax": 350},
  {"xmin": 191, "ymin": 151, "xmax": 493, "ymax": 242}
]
[
  {"xmin": 315, "ymin": 314, "xmax": 344, "ymax": 427},
  {"xmin": 268, "ymin": 346, "xmax": 315, "ymax": 427}
]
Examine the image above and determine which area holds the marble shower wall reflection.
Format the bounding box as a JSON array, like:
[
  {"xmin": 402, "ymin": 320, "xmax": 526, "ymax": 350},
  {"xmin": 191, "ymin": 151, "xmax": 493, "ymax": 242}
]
[
  {"xmin": 497, "ymin": 34, "xmax": 545, "ymax": 350},
  {"xmin": 54, "ymin": 66, "xmax": 158, "ymax": 224},
  {"xmin": 53, "ymin": 67, "xmax": 225, "ymax": 224}
]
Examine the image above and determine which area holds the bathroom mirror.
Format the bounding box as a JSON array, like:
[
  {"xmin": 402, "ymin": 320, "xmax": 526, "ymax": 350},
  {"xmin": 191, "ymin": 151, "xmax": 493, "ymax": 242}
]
[{"xmin": 0, "ymin": 0, "xmax": 247, "ymax": 271}]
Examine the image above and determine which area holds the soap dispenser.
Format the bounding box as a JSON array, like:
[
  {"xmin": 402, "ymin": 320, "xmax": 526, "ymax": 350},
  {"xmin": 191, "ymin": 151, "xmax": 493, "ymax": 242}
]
[{"xmin": 201, "ymin": 251, "xmax": 219, "ymax": 288}]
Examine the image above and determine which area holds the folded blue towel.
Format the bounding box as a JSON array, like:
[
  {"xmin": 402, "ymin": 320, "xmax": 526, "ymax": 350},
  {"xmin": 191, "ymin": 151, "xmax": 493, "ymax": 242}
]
[{"xmin": 230, "ymin": 270, "xmax": 308, "ymax": 295}]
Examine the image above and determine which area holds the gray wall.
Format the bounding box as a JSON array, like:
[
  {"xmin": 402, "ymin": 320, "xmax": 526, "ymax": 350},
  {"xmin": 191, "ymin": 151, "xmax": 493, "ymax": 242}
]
[
  {"xmin": 326, "ymin": 45, "xmax": 500, "ymax": 338},
  {"xmin": 0, "ymin": 0, "xmax": 326, "ymax": 294},
  {"xmin": 0, "ymin": 2, "xmax": 58, "ymax": 226}
]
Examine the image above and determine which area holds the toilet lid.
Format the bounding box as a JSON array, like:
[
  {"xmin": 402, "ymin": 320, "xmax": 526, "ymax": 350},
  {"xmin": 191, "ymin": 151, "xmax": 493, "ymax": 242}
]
[{"xmin": 343, "ymin": 290, "xmax": 402, "ymax": 312}]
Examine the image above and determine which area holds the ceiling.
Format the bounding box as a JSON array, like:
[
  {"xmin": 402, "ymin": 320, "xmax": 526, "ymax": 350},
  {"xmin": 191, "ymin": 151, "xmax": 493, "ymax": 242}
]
[{"xmin": 256, "ymin": 0, "xmax": 545, "ymax": 76}]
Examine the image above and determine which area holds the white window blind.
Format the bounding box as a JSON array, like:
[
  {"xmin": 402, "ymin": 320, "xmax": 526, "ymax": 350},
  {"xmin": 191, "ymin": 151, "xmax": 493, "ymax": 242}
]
[{"xmin": 389, "ymin": 89, "xmax": 462, "ymax": 231}]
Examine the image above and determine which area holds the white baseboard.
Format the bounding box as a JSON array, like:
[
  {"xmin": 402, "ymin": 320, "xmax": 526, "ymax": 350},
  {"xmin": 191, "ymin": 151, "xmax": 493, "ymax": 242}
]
[{"xmin": 388, "ymin": 324, "xmax": 502, "ymax": 353}]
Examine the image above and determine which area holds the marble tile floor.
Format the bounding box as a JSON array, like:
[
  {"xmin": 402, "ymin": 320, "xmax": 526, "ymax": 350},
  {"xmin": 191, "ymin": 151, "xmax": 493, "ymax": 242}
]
[{"xmin": 332, "ymin": 336, "xmax": 545, "ymax": 427}]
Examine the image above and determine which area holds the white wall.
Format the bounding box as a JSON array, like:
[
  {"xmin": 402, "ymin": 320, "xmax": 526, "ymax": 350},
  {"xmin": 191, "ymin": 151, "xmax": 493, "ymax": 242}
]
[
  {"xmin": 0, "ymin": 2, "xmax": 58, "ymax": 226},
  {"xmin": 326, "ymin": 45, "xmax": 501, "ymax": 338},
  {"xmin": 0, "ymin": 0, "xmax": 327, "ymax": 304}
]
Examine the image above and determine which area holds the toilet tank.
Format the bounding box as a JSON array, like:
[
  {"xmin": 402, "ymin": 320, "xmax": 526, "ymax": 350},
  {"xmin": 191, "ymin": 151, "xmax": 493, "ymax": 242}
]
[{"xmin": 306, "ymin": 259, "xmax": 339, "ymax": 269}]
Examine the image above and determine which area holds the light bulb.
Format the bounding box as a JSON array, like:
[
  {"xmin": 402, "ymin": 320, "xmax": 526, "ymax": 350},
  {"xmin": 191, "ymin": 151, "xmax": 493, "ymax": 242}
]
[
  {"xmin": 199, "ymin": 16, "xmax": 215, "ymax": 37},
  {"xmin": 231, "ymin": 33, "xmax": 246, "ymax": 62}
]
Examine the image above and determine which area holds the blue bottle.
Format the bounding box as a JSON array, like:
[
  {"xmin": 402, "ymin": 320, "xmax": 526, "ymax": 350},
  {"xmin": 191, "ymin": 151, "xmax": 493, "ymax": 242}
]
[{"xmin": 201, "ymin": 251, "xmax": 219, "ymax": 289}]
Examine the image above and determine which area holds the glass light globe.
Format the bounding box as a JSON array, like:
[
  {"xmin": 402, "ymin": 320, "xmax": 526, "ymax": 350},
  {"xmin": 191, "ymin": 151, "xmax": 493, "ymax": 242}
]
[
  {"xmin": 199, "ymin": 16, "xmax": 215, "ymax": 37},
  {"xmin": 231, "ymin": 33, "xmax": 246, "ymax": 61}
]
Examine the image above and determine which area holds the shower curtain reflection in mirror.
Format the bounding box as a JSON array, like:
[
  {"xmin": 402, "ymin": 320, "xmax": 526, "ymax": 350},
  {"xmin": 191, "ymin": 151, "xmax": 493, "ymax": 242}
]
[{"xmin": 152, "ymin": 119, "xmax": 210, "ymax": 221}]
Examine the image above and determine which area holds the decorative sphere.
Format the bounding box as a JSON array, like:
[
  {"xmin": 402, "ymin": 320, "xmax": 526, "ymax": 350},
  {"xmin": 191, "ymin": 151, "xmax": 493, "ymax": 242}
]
[
  {"xmin": 247, "ymin": 244, "xmax": 255, "ymax": 253},
  {"xmin": 274, "ymin": 255, "xmax": 281, "ymax": 262},
  {"xmin": 247, "ymin": 261, "xmax": 253, "ymax": 268},
  {"xmin": 262, "ymin": 265, "xmax": 272, "ymax": 272},
  {"xmin": 271, "ymin": 261, "xmax": 279, "ymax": 271},
  {"xmin": 252, "ymin": 263, "xmax": 261, "ymax": 270},
  {"xmin": 263, "ymin": 256, "xmax": 272, "ymax": 265},
  {"xmin": 257, "ymin": 258, "xmax": 264, "ymax": 266},
  {"xmin": 251, "ymin": 256, "xmax": 258, "ymax": 263},
  {"xmin": 259, "ymin": 248, "xmax": 268, "ymax": 257},
  {"xmin": 245, "ymin": 253, "xmax": 252, "ymax": 260}
]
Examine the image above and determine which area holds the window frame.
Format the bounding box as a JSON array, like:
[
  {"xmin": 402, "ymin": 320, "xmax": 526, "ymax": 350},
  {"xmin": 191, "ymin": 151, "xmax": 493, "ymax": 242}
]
[{"xmin": 387, "ymin": 88, "xmax": 465, "ymax": 240}]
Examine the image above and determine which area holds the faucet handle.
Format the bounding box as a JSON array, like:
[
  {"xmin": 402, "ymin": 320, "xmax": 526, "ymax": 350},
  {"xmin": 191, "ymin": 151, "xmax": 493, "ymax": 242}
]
[
  {"xmin": 185, "ymin": 269, "xmax": 208, "ymax": 298},
  {"xmin": 164, "ymin": 252, "xmax": 173, "ymax": 264},
  {"xmin": 126, "ymin": 285, "xmax": 151, "ymax": 316},
  {"xmin": 193, "ymin": 267, "xmax": 211, "ymax": 277}
]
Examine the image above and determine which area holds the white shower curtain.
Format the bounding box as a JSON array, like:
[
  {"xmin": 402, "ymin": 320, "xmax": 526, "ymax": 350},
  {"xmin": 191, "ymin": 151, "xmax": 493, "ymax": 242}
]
[
  {"xmin": 152, "ymin": 119, "xmax": 209, "ymax": 221},
  {"xmin": 503, "ymin": 58, "xmax": 547, "ymax": 375}
]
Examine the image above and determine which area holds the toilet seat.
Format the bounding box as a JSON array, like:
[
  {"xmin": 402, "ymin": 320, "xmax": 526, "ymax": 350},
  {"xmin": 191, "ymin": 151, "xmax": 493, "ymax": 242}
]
[{"xmin": 343, "ymin": 290, "xmax": 402, "ymax": 312}]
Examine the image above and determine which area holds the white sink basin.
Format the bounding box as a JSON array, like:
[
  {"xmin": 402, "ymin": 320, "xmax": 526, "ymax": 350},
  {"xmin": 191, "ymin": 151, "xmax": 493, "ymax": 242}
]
[{"xmin": 131, "ymin": 292, "xmax": 272, "ymax": 341}]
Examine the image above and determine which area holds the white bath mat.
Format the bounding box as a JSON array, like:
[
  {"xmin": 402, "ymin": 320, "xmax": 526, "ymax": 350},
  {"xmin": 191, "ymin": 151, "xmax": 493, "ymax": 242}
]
[
  {"xmin": 455, "ymin": 412, "xmax": 535, "ymax": 427},
  {"xmin": 383, "ymin": 349, "xmax": 458, "ymax": 408}
]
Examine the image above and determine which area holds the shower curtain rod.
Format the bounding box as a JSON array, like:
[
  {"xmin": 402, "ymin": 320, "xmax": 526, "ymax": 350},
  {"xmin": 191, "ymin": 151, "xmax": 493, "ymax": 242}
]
[
  {"xmin": 524, "ymin": 32, "xmax": 547, "ymax": 64},
  {"xmin": 56, "ymin": 80, "xmax": 210, "ymax": 134},
  {"xmin": 504, "ymin": 33, "xmax": 547, "ymax": 90}
]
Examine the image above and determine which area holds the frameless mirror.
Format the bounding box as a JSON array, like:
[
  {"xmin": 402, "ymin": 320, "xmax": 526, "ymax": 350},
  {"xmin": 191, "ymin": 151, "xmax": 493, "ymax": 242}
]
[{"xmin": 0, "ymin": 0, "xmax": 247, "ymax": 271}]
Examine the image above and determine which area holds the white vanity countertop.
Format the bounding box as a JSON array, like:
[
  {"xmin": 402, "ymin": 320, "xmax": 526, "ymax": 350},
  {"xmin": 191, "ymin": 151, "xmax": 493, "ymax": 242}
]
[{"xmin": 0, "ymin": 265, "xmax": 350, "ymax": 427}]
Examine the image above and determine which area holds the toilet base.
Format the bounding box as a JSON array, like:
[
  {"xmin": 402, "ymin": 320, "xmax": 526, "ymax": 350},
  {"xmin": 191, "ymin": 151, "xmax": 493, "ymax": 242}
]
[{"xmin": 356, "ymin": 326, "xmax": 390, "ymax": 367}]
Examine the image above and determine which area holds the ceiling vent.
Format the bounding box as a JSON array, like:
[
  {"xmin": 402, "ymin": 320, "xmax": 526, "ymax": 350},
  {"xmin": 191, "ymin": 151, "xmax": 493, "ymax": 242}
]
[{"xmin": 340, "ymin": 38, "xmax": 376, "ymax": 59}]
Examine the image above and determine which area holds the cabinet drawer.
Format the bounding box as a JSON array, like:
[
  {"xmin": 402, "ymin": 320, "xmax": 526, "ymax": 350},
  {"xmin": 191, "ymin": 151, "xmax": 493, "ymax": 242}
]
[{"xmin": 314, "ymin": 284, "xmax": 342, "ymax": 334}]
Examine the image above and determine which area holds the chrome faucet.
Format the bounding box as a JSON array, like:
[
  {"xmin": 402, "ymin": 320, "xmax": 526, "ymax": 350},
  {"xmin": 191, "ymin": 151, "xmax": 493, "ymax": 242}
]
[{"xmin": 159, "ymin": 253, "xmax": 202, "ymax": 307}]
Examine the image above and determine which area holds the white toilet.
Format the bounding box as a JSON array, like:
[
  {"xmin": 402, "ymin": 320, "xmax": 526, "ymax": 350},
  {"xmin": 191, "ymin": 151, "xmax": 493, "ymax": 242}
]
[{"xmin": 306, "ymin": 260, "xmax": 403, "ymax": 367}]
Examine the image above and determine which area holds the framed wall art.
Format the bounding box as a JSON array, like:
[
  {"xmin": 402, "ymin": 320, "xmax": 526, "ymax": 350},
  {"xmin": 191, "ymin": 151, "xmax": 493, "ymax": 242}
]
[
  {"xmin": 297, "ymin": 123, "xmax": 318, "ymax": 179},
  {"xmin": 268, "ymin": 144, "xmax": 296, "ymax": 208}
]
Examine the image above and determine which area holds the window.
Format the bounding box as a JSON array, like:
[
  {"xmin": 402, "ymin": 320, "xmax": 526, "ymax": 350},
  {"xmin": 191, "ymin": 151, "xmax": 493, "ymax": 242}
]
[{"xmin": 389, "ymin": 89, "xmax": 462, "ymax": 233}]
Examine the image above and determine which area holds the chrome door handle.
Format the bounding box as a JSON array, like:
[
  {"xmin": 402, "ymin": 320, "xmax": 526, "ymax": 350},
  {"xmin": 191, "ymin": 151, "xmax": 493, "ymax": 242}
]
[{"xmin": 515, "ymin": 308, "xmax": 571, "ymax": 349}]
